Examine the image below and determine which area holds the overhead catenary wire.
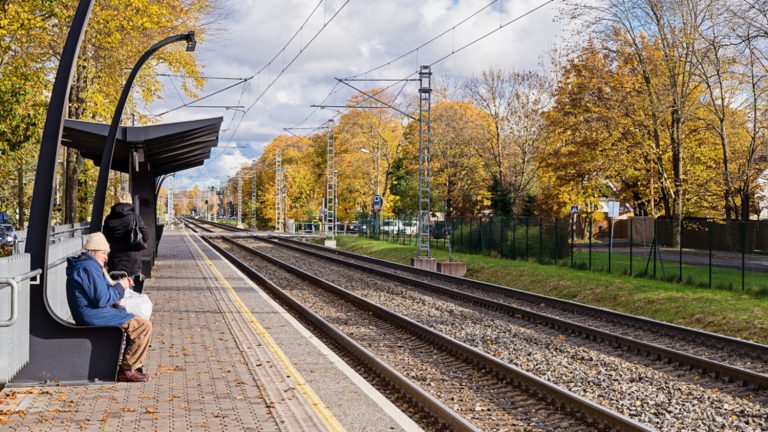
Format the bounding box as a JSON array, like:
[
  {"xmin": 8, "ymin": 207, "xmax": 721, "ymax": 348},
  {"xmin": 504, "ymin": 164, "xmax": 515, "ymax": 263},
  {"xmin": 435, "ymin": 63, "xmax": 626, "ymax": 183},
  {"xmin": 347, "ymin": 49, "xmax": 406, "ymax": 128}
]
[
  {"xmin": 224, "ymin": 0, "xmax": 354, "ymax": 144},
  {"xmin": 429, "ymin": 0, "xmax": 557, "ymax": 68},
  {"xmin": 153, "ymin": 0, "xmax": 334, "ymax": 119},
  {"xmin": 192, "ymin": 0, "xmax": 354, "ymax": 168},
  {"xmin": 291, "ymin": 0, "xmax": 554, "ymax": 134},
  {"xmin": 343, "ymin": 0, "xmax": 500, "ymax": 80}
]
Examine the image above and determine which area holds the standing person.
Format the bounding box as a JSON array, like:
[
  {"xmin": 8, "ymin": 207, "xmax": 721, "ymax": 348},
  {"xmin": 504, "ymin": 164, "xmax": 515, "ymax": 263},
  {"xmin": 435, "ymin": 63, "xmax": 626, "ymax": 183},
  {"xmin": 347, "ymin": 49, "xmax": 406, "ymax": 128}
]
[
  {"xmin": 103, "ymin": 191, "xmax": 148, "ymax": 293},
  {"xmin": 66, "ymin": 232, "xmax": 153, "ymax": 382}
]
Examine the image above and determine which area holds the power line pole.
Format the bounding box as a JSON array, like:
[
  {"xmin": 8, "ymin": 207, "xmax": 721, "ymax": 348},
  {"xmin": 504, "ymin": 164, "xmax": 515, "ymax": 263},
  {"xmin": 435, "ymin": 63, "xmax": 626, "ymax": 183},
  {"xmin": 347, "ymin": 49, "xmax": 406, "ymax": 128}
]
[
  {"xmin": 237, "ymin": 175, "xmax": 243, "ymax": 228},
  {"xmin": 252, "ymin": 173, "xmax": 257, "ymax": 231},
  {"xmin": 275, "ymin": 150, "xmax": 284, "ymax": 232},
  {"xmin": 417, "ymin": 65, "xmax": 432, "ymax": 258},
  {"xmin": 325, "ymin": 120, "xmax": 336, "ymax": 241}
]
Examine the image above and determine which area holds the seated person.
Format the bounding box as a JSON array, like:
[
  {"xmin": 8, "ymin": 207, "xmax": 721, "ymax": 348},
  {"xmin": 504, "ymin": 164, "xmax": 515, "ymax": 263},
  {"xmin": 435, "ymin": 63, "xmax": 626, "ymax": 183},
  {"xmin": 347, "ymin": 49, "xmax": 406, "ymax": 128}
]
[{"xmin": 66, "ymin": 232, "xmax": 153, "ymax": 383}]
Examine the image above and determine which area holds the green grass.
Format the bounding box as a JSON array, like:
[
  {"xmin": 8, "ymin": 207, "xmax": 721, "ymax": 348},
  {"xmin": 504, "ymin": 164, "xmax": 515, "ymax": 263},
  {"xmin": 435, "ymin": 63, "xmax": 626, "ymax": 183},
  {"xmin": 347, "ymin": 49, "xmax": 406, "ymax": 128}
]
[
  {"xmin": 333, "ymin": 236, "xmax": 768, "ymax": 345},
  {"xmin": 358, "ymin": 233, "xmax": 768, "ymax": 295},
  {"xmin": 570, "ymin": 250, "xmax": 768, "ymax": 294}
]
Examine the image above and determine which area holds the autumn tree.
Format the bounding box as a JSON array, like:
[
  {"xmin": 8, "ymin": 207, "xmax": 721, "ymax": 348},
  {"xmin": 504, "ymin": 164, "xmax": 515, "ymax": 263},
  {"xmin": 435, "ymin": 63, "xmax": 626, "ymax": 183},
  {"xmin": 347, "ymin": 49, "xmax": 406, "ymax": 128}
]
[
  {"xmin": 463, "ymin": 68, "xmax": 552, "ymax": 215},
  {"xmin": 50, "ymin": 0, "xmax": 212, "ymax": 223}
]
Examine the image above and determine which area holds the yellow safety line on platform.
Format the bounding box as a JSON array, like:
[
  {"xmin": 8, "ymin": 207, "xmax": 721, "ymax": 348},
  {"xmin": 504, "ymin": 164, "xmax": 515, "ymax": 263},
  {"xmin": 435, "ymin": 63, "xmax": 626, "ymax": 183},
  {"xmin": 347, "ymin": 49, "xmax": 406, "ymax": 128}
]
[{"xmin": 184, "ymin": 230, "xmax": 345, "ymax": 432}]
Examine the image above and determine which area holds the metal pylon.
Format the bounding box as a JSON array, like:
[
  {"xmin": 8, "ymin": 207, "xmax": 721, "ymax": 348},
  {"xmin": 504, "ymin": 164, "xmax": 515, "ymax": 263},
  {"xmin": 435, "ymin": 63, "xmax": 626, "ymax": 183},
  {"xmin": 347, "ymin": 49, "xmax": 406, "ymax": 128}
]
[
  {"xmin": 325, "ymin": 120, "xmax": 336, "ymax": 238},
  {"xmin": 237, "ymin": 176, "xmax": 243, "ymax": 228},
  {"xmin": 252, "ymin": 174, "xmax": 257, "ymax": 231},
  {"xmin": 417, "ymin": 65, "xmax": 432, "ymax": 257},
  {"xmin": 275, "ymin": 150, "xmax": 284, "ymax": 232}
]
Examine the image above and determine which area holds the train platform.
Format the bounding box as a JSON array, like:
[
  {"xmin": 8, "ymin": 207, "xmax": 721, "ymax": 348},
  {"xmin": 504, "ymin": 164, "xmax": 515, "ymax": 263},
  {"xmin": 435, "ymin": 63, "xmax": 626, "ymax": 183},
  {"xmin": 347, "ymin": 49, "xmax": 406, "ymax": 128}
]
[{"xmin": 0, "ymin": 228, "xmax": 419, "ymax": 431}]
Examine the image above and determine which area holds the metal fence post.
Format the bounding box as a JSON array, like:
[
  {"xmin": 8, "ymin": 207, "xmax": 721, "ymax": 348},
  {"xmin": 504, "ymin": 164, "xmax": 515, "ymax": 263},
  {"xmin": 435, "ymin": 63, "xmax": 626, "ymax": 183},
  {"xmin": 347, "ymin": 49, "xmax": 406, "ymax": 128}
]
[
  {"xmin": 525, "ymin": 218, "xmax": 529, "ymax": 260},
  {"xmin": 571, "ymin": 213, "xmax": 576, "ymax": 267},
  {"xmin": 608, "ymin": 217, "xmax": 612, "ymax": 273},
  {"xmin": 653, "ymin": 218, "xmax": 657, "ymax": 278},
  {"xmin": 588, "ymin": 215, "xmax": 592, "ymax": 271},
  {"xmin": 679, "ymin": 220, "xmax": 683, "ymax": 282},
  {"xmin": 629, "ymin": 218, "xmax": 633, "ymax": 276},
  {"xmin": 489, "ymin": 217, "xmax": 494, "ymax": 256},
  {"xmin": 512, "ymin": 217, "xmax": 517, "ymax": 259},
  {"xmin": 554, "ymin": 217, "xmax": 559, "ymax": 265},
  {"xmin": 501, "ymin": 217, "xmax": 507, "ymax": 258},
  {"xmin": 469, "ymin": 217, "xmax": 474, "ymax": 254},
  {"xmin": 741, "ymin": 221, "xmax": 746, "ymax": 291},
  {"xmin": 708, "ymin": 220, "xmax": 713, "ymax": 289},
  {"xmin": 538, "ymin": 217, "xmax": 543, "ymax": 263}
]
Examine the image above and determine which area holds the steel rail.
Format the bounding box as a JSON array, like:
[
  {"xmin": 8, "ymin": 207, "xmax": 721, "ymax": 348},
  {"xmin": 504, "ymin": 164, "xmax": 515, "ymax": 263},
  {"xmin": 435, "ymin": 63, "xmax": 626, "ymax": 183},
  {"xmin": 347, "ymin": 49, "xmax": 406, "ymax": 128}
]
[
  {"xmin": 219, "ymin": 236, "xmax": 654, "ymax": 432},
  {"xmin": 274, "ymin": 236, "xmax": 768, "ymax": 362},
  {"xmin": 257, "ymin": 236, "xmax": 768, "ymax": 389},
  {"xmin": 199, "ymin": 236, "xmax": 478, "ymax": 431},
  {"xmin": 185, "ymin": 217, "xmax": 243, "ymax": 232}
]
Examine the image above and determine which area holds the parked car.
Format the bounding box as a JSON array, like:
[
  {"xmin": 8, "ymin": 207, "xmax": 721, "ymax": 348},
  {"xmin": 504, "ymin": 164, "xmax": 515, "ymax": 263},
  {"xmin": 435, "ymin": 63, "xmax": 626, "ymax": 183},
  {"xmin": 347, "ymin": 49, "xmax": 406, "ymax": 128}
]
[
  {"xmin": 401, "ymin": 220, "xmax": 417, "ymax": 235},
  {"xmin": 381, "ymin": 219, "xmax": 403, "ymax": 233},
  {"xmin": 0, "ymin": 224, "xmax": 17, "ymax": 247}
]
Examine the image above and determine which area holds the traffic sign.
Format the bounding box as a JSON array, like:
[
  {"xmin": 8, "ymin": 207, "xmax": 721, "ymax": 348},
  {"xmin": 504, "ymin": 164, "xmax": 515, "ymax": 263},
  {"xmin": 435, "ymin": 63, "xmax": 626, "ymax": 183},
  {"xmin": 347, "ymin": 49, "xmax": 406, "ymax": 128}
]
[
  {"xmin": 373, "ymin": 194, "xmax": 382, "ymax": 211},
  {"xmin": 569, "ymin": 205, "xmax": 579, "ymax": 214}
]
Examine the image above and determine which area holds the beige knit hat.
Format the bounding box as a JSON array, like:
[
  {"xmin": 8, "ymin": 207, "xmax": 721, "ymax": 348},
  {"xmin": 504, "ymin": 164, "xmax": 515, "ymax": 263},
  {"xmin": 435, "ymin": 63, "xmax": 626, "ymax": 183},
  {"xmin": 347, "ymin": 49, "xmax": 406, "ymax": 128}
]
[
  {"xmin": 84, "ymin": 232, "xmax": 110, "ymax": 252},
  {"xmin": 117, "ymin": 191, "xmax": 133, "ymax": 204}
]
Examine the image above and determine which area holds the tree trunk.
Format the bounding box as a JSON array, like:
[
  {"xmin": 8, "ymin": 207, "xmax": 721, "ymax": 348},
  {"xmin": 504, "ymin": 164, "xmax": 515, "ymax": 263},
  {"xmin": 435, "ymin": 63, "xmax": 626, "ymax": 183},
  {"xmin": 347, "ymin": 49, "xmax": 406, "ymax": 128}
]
[
  {"xmin": 64, "ymin": 64, "xmax": 87, "ymax": 223},
  {"xmin": 719, "ymin": 122, "xmax": 734, "ymax": 220},
  {"xmin": 671, "ymin": 107, "xmax": 683, "ymax": 248}
]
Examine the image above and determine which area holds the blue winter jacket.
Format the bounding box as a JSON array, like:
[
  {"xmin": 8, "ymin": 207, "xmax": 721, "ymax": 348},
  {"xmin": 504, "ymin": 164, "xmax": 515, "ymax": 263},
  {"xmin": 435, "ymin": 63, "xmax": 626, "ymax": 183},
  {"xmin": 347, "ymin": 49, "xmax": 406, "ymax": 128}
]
[{"xmin": 66, "ymin": 253, "xmax": 133, "ymax": 326}]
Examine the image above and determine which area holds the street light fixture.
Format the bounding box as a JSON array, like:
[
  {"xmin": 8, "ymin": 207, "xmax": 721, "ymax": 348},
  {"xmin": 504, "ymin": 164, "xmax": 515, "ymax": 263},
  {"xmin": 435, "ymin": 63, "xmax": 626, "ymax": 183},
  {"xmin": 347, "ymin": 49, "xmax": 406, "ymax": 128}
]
[{"xmin": 90, "ymin": 31, "xmax": 197, "ymax": 233}]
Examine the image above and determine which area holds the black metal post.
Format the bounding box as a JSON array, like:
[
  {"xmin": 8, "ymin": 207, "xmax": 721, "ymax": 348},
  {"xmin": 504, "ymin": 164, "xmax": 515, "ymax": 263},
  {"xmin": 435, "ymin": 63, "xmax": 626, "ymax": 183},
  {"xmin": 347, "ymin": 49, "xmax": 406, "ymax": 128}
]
[
  {"xmin": 554, "ymin": 217, "xmax": 559, "ymax": 265},
  {"xmin": 741, "ymin": 221, "xmax": 746, "ymax": 291},
  {"xmin": 17, "ymin": 0, "xmax": 124, "ymax": 384},
  {"xmin": 629, "ymin": 218, "xmax": 633, "ymax": 276},
  {"xmin": 653, "ymin": 219, "xmax": 657, "ymax": 277},
  {"xmin": 708, "ymin": 220, "xmax": 713, "ymax": 289},
  {"xmin": 512, "ymin": 216, "xmax": 517, "ymax": 259},
  {"xmin": 489, "ymin": 217, "xmax": 493, "ymax": 255},
  {"xmin": 679, "ymin": 220, "xmax": 683, "ymax": 282},
  {"xmin": 525, "ymin": 218, "xmax": 529, "ymax": 260},
  {"xmin": 608, "ymin": 217, "xmax": 612, "ymax": 273},
  {"xmin": 588, "ymin": 215, "xmax": 592, "ymax": 270},
  {"xmin": 538, "ymin": 217, "xmax": 543, "ymax": 263},
  {"xmin": 90, "ymin": 32, "xmax": 196, "ymax": 233},
  {"xmin": 501, "ymin": 216, "xmax": 506, "ymax": 258},
  {"xmin": 570, "ymin": 215, "xmax": 575, "ymax": 267}
]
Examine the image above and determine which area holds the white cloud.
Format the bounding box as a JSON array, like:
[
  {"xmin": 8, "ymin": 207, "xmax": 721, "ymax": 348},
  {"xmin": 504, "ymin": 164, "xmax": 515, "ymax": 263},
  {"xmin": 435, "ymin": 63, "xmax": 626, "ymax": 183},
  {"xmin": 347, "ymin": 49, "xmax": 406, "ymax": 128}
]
[{"xmin": 152, "ymin": 0, "xmax": 564, "ymax": 189}]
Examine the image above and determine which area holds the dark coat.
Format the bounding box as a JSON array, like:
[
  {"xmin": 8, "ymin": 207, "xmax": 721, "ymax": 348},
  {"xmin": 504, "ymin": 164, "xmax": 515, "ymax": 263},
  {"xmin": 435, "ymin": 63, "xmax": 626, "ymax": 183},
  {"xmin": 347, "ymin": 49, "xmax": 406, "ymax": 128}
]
[
  {"xmin": 103, "ymin": 203, "xmax": 148, "ymax": 275},
  {"xmin": 66, "ymin": 253, "xmax": 133, "ymax": 326}
]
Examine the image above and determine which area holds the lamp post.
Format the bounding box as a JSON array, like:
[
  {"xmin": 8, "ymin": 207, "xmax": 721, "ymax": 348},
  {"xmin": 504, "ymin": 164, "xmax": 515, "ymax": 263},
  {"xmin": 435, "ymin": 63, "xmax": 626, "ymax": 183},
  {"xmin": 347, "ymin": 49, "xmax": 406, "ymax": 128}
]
[{"xmin": 90, "ymin": 31, "xmax": 197, "ymax": 233}]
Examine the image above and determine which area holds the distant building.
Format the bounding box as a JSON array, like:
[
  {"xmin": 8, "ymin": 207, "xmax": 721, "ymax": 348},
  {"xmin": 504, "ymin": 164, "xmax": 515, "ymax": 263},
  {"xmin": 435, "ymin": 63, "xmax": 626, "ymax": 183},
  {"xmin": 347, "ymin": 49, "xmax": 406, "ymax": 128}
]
[{"xmin": 758, "ymin": 169, "xmax": 768, "ymax": 220}]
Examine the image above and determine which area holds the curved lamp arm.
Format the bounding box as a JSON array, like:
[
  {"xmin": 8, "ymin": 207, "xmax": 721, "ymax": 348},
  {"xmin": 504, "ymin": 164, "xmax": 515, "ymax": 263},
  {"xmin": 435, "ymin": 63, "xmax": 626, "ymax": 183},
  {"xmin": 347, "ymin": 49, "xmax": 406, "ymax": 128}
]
[{"xmin": 90, "ymin": 31, "xmax": 196, "ymax": 233}]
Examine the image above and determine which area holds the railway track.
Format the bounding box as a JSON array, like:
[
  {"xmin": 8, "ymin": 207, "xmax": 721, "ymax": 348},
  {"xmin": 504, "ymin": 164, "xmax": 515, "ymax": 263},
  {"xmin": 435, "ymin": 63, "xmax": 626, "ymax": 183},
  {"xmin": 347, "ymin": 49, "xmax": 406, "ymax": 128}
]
[
  {"xmin": 193, "ymin": 229, "xmax": 652, "ymax": 431},
  {"xmin": 181, "ymin": 219, "xmax": 767, "ymax": 429},
  {"xmin": 260, "ymin": 235, "xmax": 768, "ymax": 391}
]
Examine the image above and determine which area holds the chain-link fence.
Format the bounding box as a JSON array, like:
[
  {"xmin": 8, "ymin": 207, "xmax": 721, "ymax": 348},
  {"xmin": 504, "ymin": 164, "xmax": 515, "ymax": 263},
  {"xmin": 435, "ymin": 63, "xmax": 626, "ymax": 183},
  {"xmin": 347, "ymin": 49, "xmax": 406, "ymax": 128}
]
[{"xmin": 357, "ymin": 215, "xmax": 768, "ymax": 295}]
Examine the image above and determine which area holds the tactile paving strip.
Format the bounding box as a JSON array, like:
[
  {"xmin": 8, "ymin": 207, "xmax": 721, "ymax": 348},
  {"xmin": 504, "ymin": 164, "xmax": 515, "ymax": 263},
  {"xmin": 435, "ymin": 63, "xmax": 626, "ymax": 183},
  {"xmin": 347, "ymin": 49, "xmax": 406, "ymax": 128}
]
[{"xmin": 181, "ymin": 231, "xmax": 337, "ymax": 432}]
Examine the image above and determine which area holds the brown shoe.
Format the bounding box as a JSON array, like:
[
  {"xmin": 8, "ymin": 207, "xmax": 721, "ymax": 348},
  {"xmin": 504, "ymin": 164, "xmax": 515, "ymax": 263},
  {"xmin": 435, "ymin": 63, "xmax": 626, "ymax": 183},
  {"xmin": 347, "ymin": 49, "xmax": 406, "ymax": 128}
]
[{"xmin": 118, "ymin": 369, "xmax": 149, "ymax": 382}]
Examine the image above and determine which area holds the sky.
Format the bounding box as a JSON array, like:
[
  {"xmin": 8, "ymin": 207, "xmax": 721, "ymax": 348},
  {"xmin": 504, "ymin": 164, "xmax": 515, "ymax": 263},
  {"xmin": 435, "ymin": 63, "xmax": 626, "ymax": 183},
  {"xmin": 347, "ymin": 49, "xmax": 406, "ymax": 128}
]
[{"xmin": 147, "ymin": 0, "xmax": 565, "ymax": 191}]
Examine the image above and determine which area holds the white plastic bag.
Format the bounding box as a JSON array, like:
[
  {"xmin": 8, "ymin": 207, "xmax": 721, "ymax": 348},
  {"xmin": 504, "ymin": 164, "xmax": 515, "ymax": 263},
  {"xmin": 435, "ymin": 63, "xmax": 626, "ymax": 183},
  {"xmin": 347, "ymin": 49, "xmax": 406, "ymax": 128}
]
[{"xmin": 120, "ymin": 288, "xmax": 153, "ymax": 321}]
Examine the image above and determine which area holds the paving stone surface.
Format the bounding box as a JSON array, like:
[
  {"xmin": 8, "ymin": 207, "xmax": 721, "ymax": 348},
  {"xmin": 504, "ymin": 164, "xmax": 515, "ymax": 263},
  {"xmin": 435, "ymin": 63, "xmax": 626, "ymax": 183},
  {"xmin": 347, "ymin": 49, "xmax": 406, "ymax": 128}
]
[{"xmin": 0, "ymin": 231, "xmax": 300, "ymax": 431}]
